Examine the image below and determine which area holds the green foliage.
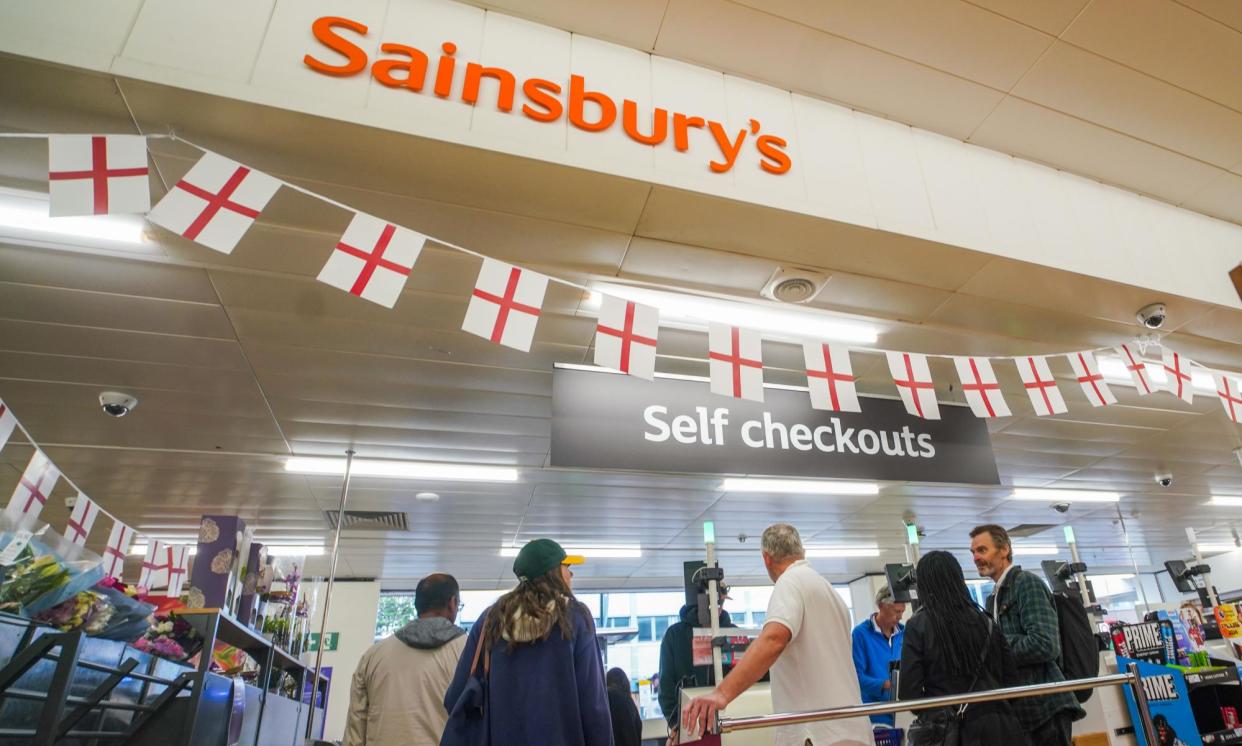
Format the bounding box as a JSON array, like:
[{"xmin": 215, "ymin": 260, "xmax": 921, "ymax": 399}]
[{"xmin": 375, "ymin": 594, "xmax": 418, "ymax": 639}]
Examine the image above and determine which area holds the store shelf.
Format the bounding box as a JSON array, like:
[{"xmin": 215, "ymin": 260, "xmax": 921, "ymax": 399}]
[
  {"xmin": 270, "ymin": 644, "xmax": 305, "ymax": 673},
  {"xmin": 1186, "ymin": 667, "xmax": 1242, "ymax": 691},
  {"xmin": 1202, "ymin": 727, "xmax": 1242, "ymax": 744},
  {"xmin": 174, "ymin": 608, "xmax": 271, "ymax": 655}
]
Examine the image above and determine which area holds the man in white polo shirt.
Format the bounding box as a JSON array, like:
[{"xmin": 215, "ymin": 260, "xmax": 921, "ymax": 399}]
[{"xmin": 682, "ymin": 523, "xmax": 871, "ymax": 746}]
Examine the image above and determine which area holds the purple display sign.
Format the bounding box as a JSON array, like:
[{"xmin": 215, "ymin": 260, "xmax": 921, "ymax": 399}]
[{"xmin": 187, "ymin": 515, "xmax": 245, "ymax": 609}]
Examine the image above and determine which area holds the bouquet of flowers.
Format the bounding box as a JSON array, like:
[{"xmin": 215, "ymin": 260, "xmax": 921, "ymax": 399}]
[
  {"xmin": 0, "ymin": 549, "xmax": 70, "ymax": 613},
  {"xmin": 32, "ymin": 589, "xmax": 115, "ymax": 634},
  {"xmin": 134, "ymin": 611, "xmax": 202, "ymax": 661}
]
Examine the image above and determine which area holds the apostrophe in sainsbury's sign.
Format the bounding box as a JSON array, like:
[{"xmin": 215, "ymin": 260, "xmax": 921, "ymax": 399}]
[
  {"xmin": 303, "ymin": 16, "xmax": 792, "ymax": 175},
  {"xmin": 550, "ymin": 368, "xmax": 1000, "ymax": 485}
]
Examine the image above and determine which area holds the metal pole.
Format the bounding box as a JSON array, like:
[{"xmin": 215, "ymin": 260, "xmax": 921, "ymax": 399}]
[
  {"xmin": 304, "ymin": 449, "xmax": 355, "ymax": 741},
  {"xmin": 1186, "ymin": 527, "xmax": 1221, "ymax": 609},
  {"xmin": 1115, "ymin": 504, "xmax": 1152, "ymax": 612},
  {"xmin": 718, "ymin": 672, "xmax": 1136, "ymax": 733},
  {"xmin": 705, "ymin": 537, "xmax": 724, "ymax": 685},
  {"xmin": 1127, "ymin": 662, "xmax": 1158, "ymax": 746}
]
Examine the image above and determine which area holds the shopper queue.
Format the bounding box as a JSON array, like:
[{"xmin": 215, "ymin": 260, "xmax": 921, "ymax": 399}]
[{"xmin": 343, "ymin": 524, "xmax": 1089, "ymax": 746}]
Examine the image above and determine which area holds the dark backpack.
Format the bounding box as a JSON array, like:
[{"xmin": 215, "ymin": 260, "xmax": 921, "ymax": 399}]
[{"xmin": 1051, "ymin": 592, "xmax": 1099, "ymax": 702}]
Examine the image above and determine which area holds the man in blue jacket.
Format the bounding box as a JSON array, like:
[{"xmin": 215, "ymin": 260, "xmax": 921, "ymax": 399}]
[{"xmin": 851, "ymin": 585, "xmax": 906, "ymax": 727}]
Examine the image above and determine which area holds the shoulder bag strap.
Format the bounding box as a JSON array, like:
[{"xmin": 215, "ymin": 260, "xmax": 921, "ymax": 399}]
[
  {"xmin": 469, "ymin": 614, "xmax": 488, "ymax": 677},
  {"xmin": 957, "ymin": 616, "xmax": 996, "ymax": 717}
]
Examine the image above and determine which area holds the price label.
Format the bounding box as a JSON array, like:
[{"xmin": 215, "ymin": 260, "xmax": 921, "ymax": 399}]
[{"xmin": 0, "ymin": 530, "xmax": 34, "ymax": 565}]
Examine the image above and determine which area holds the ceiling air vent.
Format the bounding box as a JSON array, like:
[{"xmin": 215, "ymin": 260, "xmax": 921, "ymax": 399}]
[
  {"xmin": 324, "ymin": 510, "xmax": 409, "ymax": 532},
  {"xmin": 760, "ymin": 267, "xmax": 830, "ymax": 304},
  {"xmin": 1007, "ymin": 523, "xmax": 1056, "ymax": 538}
]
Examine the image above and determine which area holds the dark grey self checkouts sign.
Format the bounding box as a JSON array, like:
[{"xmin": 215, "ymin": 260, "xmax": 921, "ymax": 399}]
[{"xmin": 550, "ymin": 368, "xmax": 1000, "ymax": 485}]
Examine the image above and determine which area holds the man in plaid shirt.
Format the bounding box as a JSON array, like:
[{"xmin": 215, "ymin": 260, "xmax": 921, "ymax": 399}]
[{"xmin": 971, "ymin": 524, "xmax": 1084, "ymax": 746}]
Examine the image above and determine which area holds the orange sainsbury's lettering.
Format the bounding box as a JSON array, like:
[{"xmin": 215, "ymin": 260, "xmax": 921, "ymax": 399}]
[{"xmin": 302, "ymin": 16, "xmax": 792, "ymax": 174}]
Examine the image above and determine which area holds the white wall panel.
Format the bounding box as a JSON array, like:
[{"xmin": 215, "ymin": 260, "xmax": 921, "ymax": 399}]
[
  {"xmin": 470, "ymin": 11, "xmax": 570, "ymax": 151},
  {"xmin": 567, "ymin": 35, "xmax": 656, "ymax": 173},
  {"xmin": 650, "ymin": 56, "xmax": 730, "ymax": 189},
  {"xmin": 122, "ymin": 0, "xmax": 278, "ymax": 83},
  {"xmin": 857, "ymin": 117, "xmax": 936, "ymax": 238},
  {"xmin": 792, "ymin": 95, "xmax": 875, "ymax": 228},
  {"xmin": 968, "ymin": 146, "xmax": 1042, "ymax": 259},
  {"xmin": 913, "ymin": 129, "xmax": 990, "ymax": 248},
  {"xmin": 366, "ymin": 0, "xmax": 485, "ymax": 135},
  {"xmin": 253, "ymin": 0, "xmax": 389, "ymax": 109},
  {"xmin": 723, "ymin": 75, "xmax": 804, "ymax": 203},
  {"xmin": 0, "ymin": 0, "xmax": 143, "ymax": 71}
]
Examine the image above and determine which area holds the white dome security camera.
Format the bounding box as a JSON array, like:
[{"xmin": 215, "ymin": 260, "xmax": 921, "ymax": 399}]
[
  {"xmin": 99, "ymin": 391, "xmax": 138, "ymax": 418},
  {"xmin": 1136, "ymin": 303, "xmax": 1167, "ymax": 329},
  {"xmin": 1154, "ymin": 472, "xmax": 1173, "ymax": 488}
]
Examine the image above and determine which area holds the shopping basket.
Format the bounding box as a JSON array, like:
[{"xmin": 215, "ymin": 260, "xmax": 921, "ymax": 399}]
[{"xmin": 873, "ymin": 727, "xmax": 904, "ymax": 746}]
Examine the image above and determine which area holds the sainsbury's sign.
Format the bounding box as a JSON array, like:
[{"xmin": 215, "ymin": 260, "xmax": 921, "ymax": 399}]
[{"xmin": 303, "ymin": 16, "xmax": 792, "ymax": 175}]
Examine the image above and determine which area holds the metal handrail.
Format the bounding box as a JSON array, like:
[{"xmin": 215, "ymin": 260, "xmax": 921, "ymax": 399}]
[{"xmin": 717, "ymin": 664, "xmax": 1156, "ymax": 745}]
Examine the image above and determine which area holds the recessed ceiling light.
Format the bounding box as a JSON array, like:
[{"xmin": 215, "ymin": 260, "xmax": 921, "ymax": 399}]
[
  {"xmin": 1010, "ymin": 488, "xmax": 1120, "ymax": 503},
  {"xmin": 591, "ymin": 283, "xmax": 879, "ymax": 345},
  {"xmin": 498, "ymin": 544, "xmax": 643, "ymax": 559},
  {"xmin": 804, "ymin": 546, "xmax": 880, "ymax": 558},
  {"xmin": 721, "ymin": 478, "xmax": 879, "ymax": 495},
  {"xmin": 1208, "ymin": 496, "xmax": 1242, "ymax": 507},
  {"xmin": 415, "ymin": 492, "xmax": 441, "ymax": 502},
  {"xmin": 285, "ymin": 457, "xmax": 519, "ymax": 482}
]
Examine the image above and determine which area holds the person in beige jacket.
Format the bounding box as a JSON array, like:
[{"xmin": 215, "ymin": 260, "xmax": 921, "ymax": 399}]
[{"xmin": 345, "ymin": 573, "xmax": 467, "ymax": 746}]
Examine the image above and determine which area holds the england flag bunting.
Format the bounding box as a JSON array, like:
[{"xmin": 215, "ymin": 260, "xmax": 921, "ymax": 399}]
[
  {"xmin": 65, "ymin": 493, "xmax": 100, "ymax": 547},
  {"xmin": 1016, "ymin": 356, "xmax": 1067, "ymax": 416},
  {"xmin": 147, "ymin": 152, "xmax": 280, "ymax": 254},
  {"xmin": 952, "ymin": 356, "xmax": 1010, "ymax": 418},
  {"xmin": 594, "ymin": 295, "xmax": 659, "ymax": 380},
  {"xmin": 1214, "ymin": 372, "xmax": 1242, "ymax": 424},
  {"xmin": 47, "ymin": 135, "xmax": 150, "ymax": 217},
  {"xmin": 5, "ymin": 450, "xmax": 60, "ymax": 521},
  {"xmin": 708, "ymin": 324, "xmax": 764, "ymax": 402},
  {"xmin": 803, "ymin": 342, "xmax": 861, "ymax": 412},
  {"xmin": 103, "ymin": 521, "xmax": 134, "ymax": 581},
  {"xmin": 461, "ymin": 259, "xmax": 548, "ymax": 352},
  {"xmin": 317, "ymin": 213, "xmax": 427, "ymax": 308},
  {"xmin": 887, "ymin": 352, "xmax": 940, "ymax": 420},
  {"xmin": 1066, "ymin": 351, "xmax": 1116, "ymax": 407},
  {"xmin": 168, "ymin": 545, "xmax": 191, "ymax": 597},
  {"xmin": 1162, "ymin": 349, "xmax": 1195, "ymax": 404},
  {"xmin": 1115, "ymin": 344, "xmax": 1154, "ymax": 396},
  {"xmin": 140, "ymin": 540, "xmax": 172, "ymax": 590},
  {"xmin": 0, "ymin": 399, "xmax": 16, "ymax": 454}
]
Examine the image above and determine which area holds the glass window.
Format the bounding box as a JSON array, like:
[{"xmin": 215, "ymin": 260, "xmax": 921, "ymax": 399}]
[
  {"xmin": 751, "ymin": 611, "xmax": 766, "ymax": 625},
  {"xmin": 655, "ymin": 616, "xmax": 672, "ymax": 640},
  {"xmin": 606, "ymin": 616, "xmax": 631, "ymax": 628},
  {"xmin": 637, "ymin": 617, "xmax": 655, "ymax": 641}
]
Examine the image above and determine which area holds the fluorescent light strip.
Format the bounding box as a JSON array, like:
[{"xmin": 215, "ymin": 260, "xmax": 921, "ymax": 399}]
[
  {"xmin": 285, "ymin": 457, "xmax": 519, "ymax": 482},
  {"xmin": 591, "ymin": 284, "xmax": 879, "ymax": 345},
  {"xmin": 129, "ymin": 544, "xmax": 199, "ymax": 556},
  {"xmin": 1011, "ymin": 545, "xmax": 1061, "ymax": 556},
  {"xmin": 265, "ymin": 545, "xmax": 326, "ymax": 557},
  {"xmin": 1098, "ymin": 355, "xmax": 1215, "ymax": 393},
  {"xmin": 0, "ymin": 190, "xmax": 146, "ymax": 245},
  {"xmin": 805, "ymin": 546, "xmax": 880, "ymax": 558},
  {"xmin": 722, "ymin": 478, "xmax": 880, "ymax": 495},
  {"xmin": 1209, "ymin": 496, "xmax": 1242, "ymax": 507},
  {"xmin": 1011, "ymin": 488, "xmax": 1121, "ymax": 503},
  {"xmin": 1197, "ymin": 543, "xmax": 1240, "ymax": 554},
  {"xmin": 498, "ymin": 544, "xmax": 643, "ymax": 559}
]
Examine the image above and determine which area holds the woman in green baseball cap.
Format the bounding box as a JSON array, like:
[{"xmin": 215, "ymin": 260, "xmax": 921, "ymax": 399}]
[{"xmin": 441, "ymin": 539, "xmax": 611, "ymax": 746}]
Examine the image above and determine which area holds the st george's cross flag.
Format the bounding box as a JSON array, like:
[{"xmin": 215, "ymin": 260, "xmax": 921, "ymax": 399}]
[
  {"xmin": 888, "ymin": 352, "xmax": 940, "ymax": 420},
  {"xmin": 462, "ymin": 259, "xmax": 548, "ymax": 352},
  {"xmin": 65, "ymin": 493, "xmax": 101, "ymax": 547},
  {"xmin": 1162, "ymin": 349, "xmax": 1195, "ymax": 404},
  {"xmin": 147, "ymin": 152, "xmax": 280, "ymax": 254},
  {"xmin": 1214, "ymin": 372, "xmax": 1242, "ymax": 424},
  {"xmin": 5, "ymin": 450, "xmax": 60, "ymax": 522},
  {"xmin": 103, "ymin": 521, "xmax": 135, "ymax": 581},
  {"xmin": 317, "ymin": 213, "xmax": 427, "ymax": 308},
  {"xmin": 1016, "ymin": 355, "xmax": 1067, "ymax": 417},
  {"xmin": 953, "ymin": 356, "xmax": 1010, "ymax": 418},
  {"xmin": 0, "ymin": 399, "xmax": 16, "ymax": 455},
  {"xmin": 167, "ymin": 545, "xmax": 191, "ymax": 597},
  {"xmin": 140, "ymin": 541, "xmax": 172, "ymax": 590},
  {"xmin": 594, "ymin": 295, "xmax": 659, "ymax": 379},
  {"xmin": 803, "ymin": 342, "xmax": 860, "ymax": 412},
  {"xmin": 1066, "ymin": 351, "xmax": 1116, "ymax": 407},
  {"xmin": 708, "ymin": 324, "xmax": 764, "ymax": 402},
  {"xmin": 48, "ymin": 135, "xmax": 150, "ymax": 217},
  {"xmin": 1115, "ymin": 344, "xmax": 1155, "ymax": 396}
]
